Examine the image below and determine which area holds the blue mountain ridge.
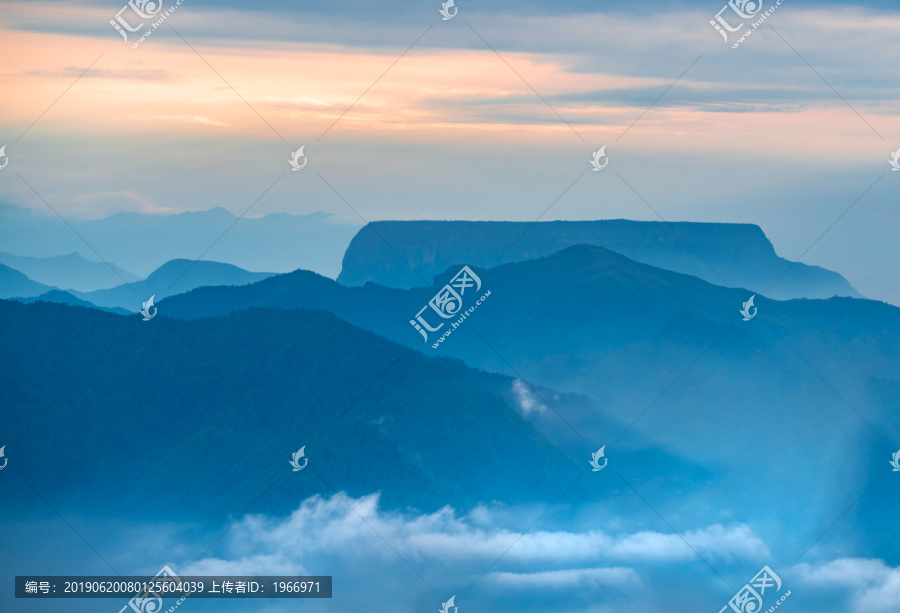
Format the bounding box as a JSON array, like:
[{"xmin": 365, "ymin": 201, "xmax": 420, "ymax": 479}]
[
  {"xmin": 68, "ymin": 259, "xmax": 277, "ymax": 311},
  {"xmin": 0, "ymin": 203, "xmax": 360, "ymax": 278},
  {"xmin": 0, "ymin": 263, "xmax": 54, "ymax": 299},
  {"xmin": 0, "ymin": 251, "xmax": 140, "ymax": 292},
  {"xmin": 13, "ymin": 289, "xmax": 131, "ymax": 315},
  {"xmin": 0, "ymin": 300, "xmax": 609, "ymax": 522},
  {"xmin": 337, "ymin": 220, "xmax": 862, "ymax": 301},
  {"xmin": 159, "ymin": 244, "xmax": 900, "ymax": 561},
  {"xmin": 0, "ymin": 258, "xmax": 277, "ymax": 311}
]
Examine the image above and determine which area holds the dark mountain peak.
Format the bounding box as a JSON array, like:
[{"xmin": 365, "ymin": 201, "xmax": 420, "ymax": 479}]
[
  {"xmin": 518, "ymin": 242, "xmax": 640, "ymax": 267},
  {"xmin": 146, "ymin": 259, "xmax": 265, "ymax": 281},
  {"xmin": 61, "ymin": 260, "xmax": 278, "ymax": 311},
  {"xmin": 148, "ymin": 258, "xmax": 204, "ymax": 276},
  {"xmin": 28, "ymin": 289, "xmax": 93, "ymax": 306}
]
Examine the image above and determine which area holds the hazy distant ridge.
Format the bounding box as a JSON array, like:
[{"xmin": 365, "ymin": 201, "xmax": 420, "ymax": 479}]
[{"xmin": 337, "ymin": 220, "xmax": 862, "ymax": 301}]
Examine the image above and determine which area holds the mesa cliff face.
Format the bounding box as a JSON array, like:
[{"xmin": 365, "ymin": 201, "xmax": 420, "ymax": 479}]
[{"xmin": 337, "ymin": 220, "xmax": 861, "ymax": 300}]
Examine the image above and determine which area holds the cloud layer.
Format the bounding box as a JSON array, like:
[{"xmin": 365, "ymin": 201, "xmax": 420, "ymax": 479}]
[{"xmin": 158, "ymin": 492, "xmax": 895, "ymax": 612}]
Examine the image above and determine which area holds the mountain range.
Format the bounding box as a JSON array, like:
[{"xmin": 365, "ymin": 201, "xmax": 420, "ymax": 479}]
[
  {"xmin": 0, "ymin": 251, "xmax": 140, "ymax": 292},
  {"xmin": 0, "ymin": 263, "xmax": 55, "ymax": 300},
  {"xmin": 0, "ymin": 203, "xmax": 360, "ymax": 278},
  {"xmin": 13, "ymin": 289, "xmax": 132, "ymax": 315},
  {"xmin": 337, "ymin": 220, "xmax": 862, "ymax": 301},
  {"xmin": 159, "ymin": 244, "xmax": 900, "ymax": 560},
  {"xmin": 0, "ymin": 300, "xmax": 587, "ymax": 520},
  {"xmin": 68, "ymin": 259, "xmax": 275, "ymax": 311},
  {"xmin": 3, "ymin": 259, "xmax": 275, "ymax": 311},
  {"xmin": 1, "ymin": 227, "xmax": 898, "ymax": 613}
]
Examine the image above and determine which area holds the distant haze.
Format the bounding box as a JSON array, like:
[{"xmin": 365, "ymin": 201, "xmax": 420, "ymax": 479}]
[{"xmin": 0, "ymin": 203, "xmax": 360, "ymax": 279}]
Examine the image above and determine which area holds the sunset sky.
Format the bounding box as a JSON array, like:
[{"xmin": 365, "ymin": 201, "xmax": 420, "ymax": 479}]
[{"xmin": 0, "ymin": 0, "xmax": 898, "ymax": 300}]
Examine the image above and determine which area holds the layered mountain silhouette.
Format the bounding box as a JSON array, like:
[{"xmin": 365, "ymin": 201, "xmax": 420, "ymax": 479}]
[
  {"xmin": 3, "ymin": 236, "xmax": 898, "ymax": 562},
  {"xmin": 337, "ymin": 220, "xmax": 862, "ymax": 301},
  {"xmin": 14, "ymin": 289, "xmax": 131, "ymax": 315},
  {"xmin": 0, "ymin": 300, "xmax": 583, "ymax": 520},
  {"xmin": 0, "ymin": 263, "xmax": 55, "ymax": 299},
  {"xmin": 0, "ymin": 251, "xmax": 139, "ymax": 292},
  {"xmin": 68, "ymin": 259, "xmax": 276, "ymax": 311},
  {"xmin": 160, "ymin": 245, "xmax": 900, "ymax": 558},
  {"xmin": 0, "ymin": 203, "xmax": 359, "ymax": 278},
  {"xmin": 2, "ymin": 258, "xmax": 275, "ymax": 311}
]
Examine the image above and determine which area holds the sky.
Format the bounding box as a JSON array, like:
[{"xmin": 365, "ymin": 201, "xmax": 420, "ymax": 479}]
[{"xmin": 0, "ymin": 0, "xmax": 898, "ymax": 300}]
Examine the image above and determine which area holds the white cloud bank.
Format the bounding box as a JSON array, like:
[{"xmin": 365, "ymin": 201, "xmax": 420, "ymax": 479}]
[
  {"xmin": 168, "ymin": 492, "xmax": 900, "ymax": 613},
  {"xmin": 182, "ymin": 492, "xmax": 767, "ymax": 576},
  {"xmin": 797, "ymin": 557, "xmax": 900, "ymax": 613}
]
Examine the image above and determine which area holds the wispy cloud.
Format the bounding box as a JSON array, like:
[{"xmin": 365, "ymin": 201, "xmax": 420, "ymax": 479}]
[
  {"xmin": 487, "ymin": 566, "xmax": 638, "ymax": 587},
  {"xmin": 512, "ymin": 379, "xmax": 546, "ymax": 416},
  {"xmin": 25, "ymin": 66, "xmax": 178, "ymax": 80},
  {"xmin": 3, "ymin": 5, "xmax": 899, "ymax": 139},
  {"xmin": 67, "ymin": 190, "xmax": 176, "ymax": 218},
  {"xmin": 153, "ymin": 114, "xmax": 227, "ymax": 126},
  {"xmin": 796, "ymin": 558, "xmax": 900, "ymax": 613}
]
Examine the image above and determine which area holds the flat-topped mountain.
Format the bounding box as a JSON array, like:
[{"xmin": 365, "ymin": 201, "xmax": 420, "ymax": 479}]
[{"xmin": 336, "ymin": 220, "xmax": 861, "ymax": 300}]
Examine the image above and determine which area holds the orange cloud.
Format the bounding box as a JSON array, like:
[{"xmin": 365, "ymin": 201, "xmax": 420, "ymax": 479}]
[{"xmin": 1, "ymin": 24, "xmax": 896, "ymax": 158}]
